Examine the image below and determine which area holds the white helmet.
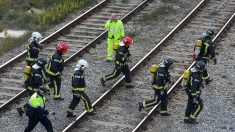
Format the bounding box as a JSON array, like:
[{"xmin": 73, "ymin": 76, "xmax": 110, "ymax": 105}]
[
  {"xmin": 28, "ymin": 32, "xmax": 43, "ymax": 43},
  {"xmin": 74, "ymin": 59, "xmax": 89, "ymax": 71}
]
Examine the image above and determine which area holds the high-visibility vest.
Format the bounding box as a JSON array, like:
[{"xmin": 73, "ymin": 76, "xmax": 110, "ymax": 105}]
[
  {"xmin": 29, "ymin": 93, "xmax": 45, "ymax": 108},
  {"xmin": 105, "ymin": 20, "xmax": 124, "ymax": 39}
]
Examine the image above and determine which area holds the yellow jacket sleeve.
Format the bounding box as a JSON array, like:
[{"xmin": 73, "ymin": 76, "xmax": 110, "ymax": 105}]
[{"xmin": 105, "ymin": 20, "xmax": 110, "ymax": 30}]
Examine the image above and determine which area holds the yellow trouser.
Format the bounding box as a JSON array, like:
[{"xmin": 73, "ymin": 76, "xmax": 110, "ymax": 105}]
[{"xmin": 107, "ymin": 38, "xmax": 120, "ymax": 60}]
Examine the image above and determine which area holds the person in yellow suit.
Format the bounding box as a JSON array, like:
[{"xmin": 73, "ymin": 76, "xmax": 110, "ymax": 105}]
[{"xmin": 105, "ymin": 13, "xmax": 125, "ymax": 61}]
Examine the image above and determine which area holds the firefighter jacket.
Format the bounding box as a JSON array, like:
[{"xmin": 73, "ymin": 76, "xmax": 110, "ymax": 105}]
[
  {"xmin": 72, "ymin": 70, "xmax": 86, "ymax": 92},
  {"xmin": 186, "ymin": 67, "xmax": 203, "ymax": 97},
  {"xmin": 26, "ymin": 41, "xmax": 42, "ymax": 62},
  {"xmin": 28, "ymin": 92, "xmax": 48, "ymax": 118},
  {"xmin": 152, "ymin": 63, "xmax": 170, "ymax": 90},
  {"xmin": 29, "ymin": 64, "xmax": 46, "ymax": 88},
  {"xmin": 197, "ymin": 37, "xmax": 216, "ymax": 59},
  {"xmin": 46, "ymin": 50, "xmax": 64, "ymax": 77},
  {"xmin": 115, "ymin": 46, "xmax": 131, "ymax": 65},
  {"xmin": 105, "ymin": 20, "xmax": 125, "ymax": 40}
]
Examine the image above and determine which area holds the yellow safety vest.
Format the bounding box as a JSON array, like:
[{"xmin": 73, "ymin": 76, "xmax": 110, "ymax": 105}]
[
  {"xmin": 105, "ymin": 20, "xmax": 124, "ymax": 40},
  {"xmin": 29, "ymin": 93, "xmax": 45, "ymax": 108}
]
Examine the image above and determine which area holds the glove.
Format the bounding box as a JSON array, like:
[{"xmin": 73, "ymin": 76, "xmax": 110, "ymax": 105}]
[
  {"xmin": 49, "ymin": 111, "xmax": 56, "ymax": 115},
  {"xmin": 213, "ymin": 58, "xmax": 217, "ymax": 65},
  {"xmin": 44, "ymin": 78, "xmax": 51, "ymax": 84},
  {"xmin": 192, "ymin": 97, "xmax": 198, "ymax": 104},
  {"xmin": 127, "ymin": 55, "xmax": 132, "ymax": 62}
]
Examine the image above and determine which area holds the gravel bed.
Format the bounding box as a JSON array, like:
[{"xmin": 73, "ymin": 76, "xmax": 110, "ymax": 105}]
[{"xmin": 0, "ymin": 0, "xmax": 200, "ymax": 132}]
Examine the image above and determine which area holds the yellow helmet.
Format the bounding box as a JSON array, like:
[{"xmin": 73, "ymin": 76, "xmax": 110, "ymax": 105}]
[
  {"xmin": 150, "ymin": 65, "xmax": 158, "ymax": 73},
  {"xmin": 195, "ymin": 40, "xmax": 202, "ymax": 47}
]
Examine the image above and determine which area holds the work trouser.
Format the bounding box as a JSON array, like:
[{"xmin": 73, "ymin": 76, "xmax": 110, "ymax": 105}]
[
  {"xmin": 24, "ymin": 114, "xmax": 53, "ymax": 132},
  {"xmin": 107, "ymin": 38, "xmax": 120, "ymax": 61},
  {"xmin": 47, "ymin": 75, "xmax": 61, "ymax": 99},
  {"xmin": 67, "ymin": 91, "xmax": 94, "ymax": 113},
  {"xmin": 185, "ymin": 93, "xmax": 203, "ymax": 120},
  {"xmin": 103, "ymin": 64, "xmax": 131, "ymax": 84},
  {"xmin": 142, "ymin": 88, "xmax": 168, "ymax": 113}
]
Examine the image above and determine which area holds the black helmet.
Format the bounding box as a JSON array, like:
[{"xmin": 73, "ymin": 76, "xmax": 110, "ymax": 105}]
[
  {"xmin": 195, "ymin": 60, "xmax": 206, "ymax": 71},
  {"xmin": 205, "ymin": 28, "xmax": 214, "ymax": 37},
  {"xmin": 36, "ymin": 58, "xmax": 47, "ymax": 67},
  {"xmin": 163, "ymin": 58, "xmax": 174, "ymax": 68}
]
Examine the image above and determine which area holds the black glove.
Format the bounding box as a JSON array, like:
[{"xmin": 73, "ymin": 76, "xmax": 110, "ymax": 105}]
[
  {"xmin": 213, "ymin": 58, "xmax": 217, "ymax": 65},
  {"xmin": 44, "ymin": 78, "xmax": 51, "ymax": 84},
  {"xmin": 192, "ymin": 97, "xmax": 198, "ymax": 104}
]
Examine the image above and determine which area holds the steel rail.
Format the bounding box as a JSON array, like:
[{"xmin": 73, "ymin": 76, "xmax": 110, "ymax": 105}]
[
  {"xmin": 62, "ymin": 0, "xmax": 206, "ymax": 131},
  {"xmin": 0, "ymin": 0, "xmax": 108, "ymax": 72},
  {"xmin": 131, "ymin": 12, "xmax": 235, "ymax": 132},
  {"xmin": 0, "ymin": 0, "xmax": 149, "ymax": 112}
]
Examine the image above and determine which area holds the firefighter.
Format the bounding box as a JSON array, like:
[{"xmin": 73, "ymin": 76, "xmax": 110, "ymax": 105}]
[
  {"xmin": 66, "ymin": 59, "xmax": 96, "ymax": 117},
  {"xmin": 138, "ymin": 58, "xmax": 174, "ymax": 116},
  {"xmin": 193, "ymin": 28, "xmax": 216, "ymax": 84},
  {"xmin": 46, "ymin": 42, "xmax": 68, "ymax": 100},
  {"xmin": 26, "ymin": 32, "xmax": 43, "ymax": 67},
  {"xmin": 100, "ymin": 36, "xmax": 133, "ymax": 88},
  {"xmin": 17, "ymin": 58, "xmax": 49, "ymax": 117},
  {"xmin": 24, "ymin": 86, "xmax": 54, "ymax": 132},
  {"xmin": 105, "ymin": 13, "xmax": 125, "ymax": 61},
  {"xmin": 182, "ymin": 60, "xmax": 206, "ymax": 124}
]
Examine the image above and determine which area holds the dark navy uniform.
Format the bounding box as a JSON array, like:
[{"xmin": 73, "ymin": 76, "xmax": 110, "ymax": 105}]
[
  {"xmin": 46, "ymin": 50, "xmax": 64, "ymax": 100},
  {"xmin": 184, "ymin": 67, "xmax": 204, "ymax": 123},
  {"xmin": 138, "ymin": 58, "xmax": 174, "ymax": 116},
  {"xmin": 101, "ymin": 45, "xmax": 132, "ymax": 87},
  {"xmin": 26, "ymin": 41, "xmax": 42, "ymax": 66},
  {"xmin": 67, "ymin": 70, "xmax": 94, "ymax": 117},
  {"xmin": 194, "ymin": 29, "xmax": 216, "ymax": 84},
  {"xmin": 139, "ymin": 63, "xmax": 171, "ymax": 115}
]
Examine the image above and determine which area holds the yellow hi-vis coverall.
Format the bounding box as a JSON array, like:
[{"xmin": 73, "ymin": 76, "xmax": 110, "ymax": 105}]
[{"xmin": 105, "ymin": 20, "xmax": 125, "ymax": 61}]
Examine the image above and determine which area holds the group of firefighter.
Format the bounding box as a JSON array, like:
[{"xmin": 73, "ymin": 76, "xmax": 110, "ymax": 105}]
[{"xmin": 16, "ymin": 13, "xmax": 217, "ymax": 131}]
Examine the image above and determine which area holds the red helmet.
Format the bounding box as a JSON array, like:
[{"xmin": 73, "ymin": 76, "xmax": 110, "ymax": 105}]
[
  {"xmin": 56, "ymin": 42, "xmax": 69, "ymax": 55},
  {"xmin": 122, "ymin": 36, "xmax": 133, "ymax": 46}
]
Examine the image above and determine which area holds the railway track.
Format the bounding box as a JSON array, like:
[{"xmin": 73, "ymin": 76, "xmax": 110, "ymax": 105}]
[
  {"xmin": 0, "ymin": 0, "xmax": 146, "ymax": 109},
  {"xmin": 133, "ymin": 12, "xmax": 235, "ymax": 132},
  {"xmin": 61, "ymin": 0, "xmax": 235, "ymax": 131}
]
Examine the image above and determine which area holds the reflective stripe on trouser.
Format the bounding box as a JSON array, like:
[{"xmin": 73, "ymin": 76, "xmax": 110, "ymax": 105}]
[
  {"xmin": 103, "ymin": 64, "xmax": 131, "ymax": 83},
  {"xmin": 107, "ymin": 38, "xmax": 120, "ymax": 60},
  {"xmin": 48, "ymin": 76, "xmax": 61, "ymax": 98},
  {"xmin": 190, "ymin": 97, "xmax": 203, "ymax": 119},
  {"xmin": 67, "ymin": 92, "xmax": 93, "ymax": 113},
  {"xmin": 143, "ymin": 89, "xmax": 168, "ymax": 112},
  {"xmin": 185, "ymin": 94, "xmax": 203, "ymax": 119}
]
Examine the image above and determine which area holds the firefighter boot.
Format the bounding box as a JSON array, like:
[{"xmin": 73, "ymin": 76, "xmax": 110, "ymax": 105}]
[
  {"xmin": 188, "ymin": 117, "xmax": 198, "ymax": 124},
  {"xmin": 16, "ymin": 107, "xmax": 24, "ymax": 117},
  {"xmin": 87, "ymin": 110, "xmax": 96, "ymax": 116},
  {"xmin": 160, "ymin": 112, "xmax": 171, "ymax": 116},
  {"xmin": 54, "ymin": 97, "xmax": 64, "ymax": 101},
  {"xmin": 205, "ymin": 78, "xmax": 213, "ymax": 85},
  {"xmin": 100, "ymin": 77, "xmax": 106, "ymax": 86},
  {"xmin": 66, "ymin": 111, "xmax": 76, "ymax": 118}
]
